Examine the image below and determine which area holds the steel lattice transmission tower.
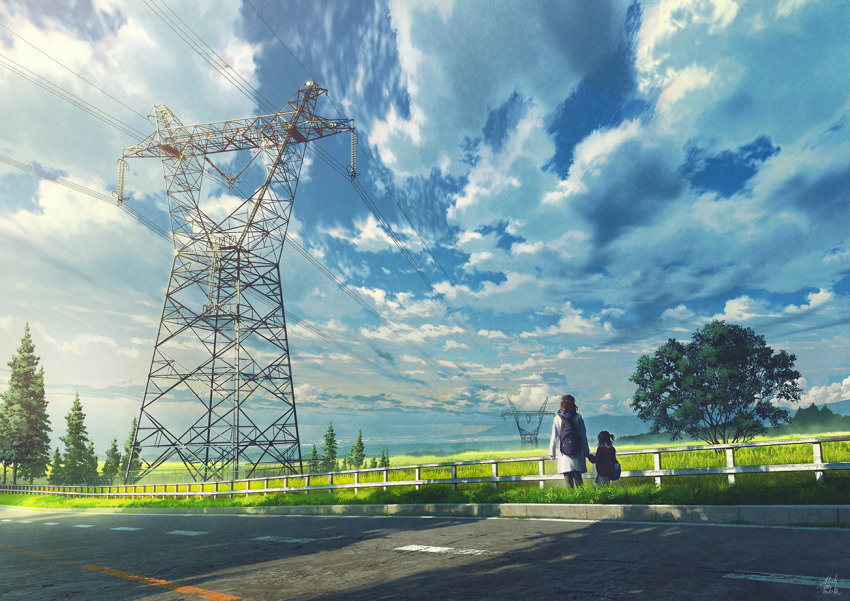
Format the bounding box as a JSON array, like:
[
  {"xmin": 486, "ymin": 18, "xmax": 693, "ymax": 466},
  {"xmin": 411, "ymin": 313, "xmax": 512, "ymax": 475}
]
[
  {"xmin": 501, "ymin": 397, "xmax": 551, "ymax": 450},
  {"xmin": 120, "ymin": 81, "xmax": 354, "ymax": 483}
]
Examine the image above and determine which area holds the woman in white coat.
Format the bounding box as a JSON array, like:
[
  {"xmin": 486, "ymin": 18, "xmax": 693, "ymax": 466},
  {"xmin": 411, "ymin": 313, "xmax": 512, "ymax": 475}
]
[{"xmin": 548, "ymin": 394, "xmax": 590, "ymax": 488}]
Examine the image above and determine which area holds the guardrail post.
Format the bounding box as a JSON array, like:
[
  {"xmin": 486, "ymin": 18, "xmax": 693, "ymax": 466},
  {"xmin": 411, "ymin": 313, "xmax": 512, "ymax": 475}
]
[
  {"xmin": 451, "ymin": 464, "xmax": 457, "ymax": 491},
  {"xmin": 653, "ymin": 452, "xmax": 662, "ymax": 487},
  {"xmin": 329, "ymin": 473, "xmax": 334, "ymax": 492},
  {"xmin": 354, "ymin": 471, "xmax": 359, "ymax": 495},
  {"xmin": 725, "ymin": 447, "xmax": 736, "ymax": 485},
  {"xmin": 264, "ymin": 478, "xmax": 269, "ymax": 496},
  {"xmin": 539, "ymin": 459, "xmax": 545, "ymax": 489},
  {"xmin": 492, "ymin": 462, "xmax": 498, "ymax": 489},
  {"xmin": 813, "ymin": 442, "xmax": 824, "ymax": 483},
  {"xmin": 383, "ymin": 468, "xmax": 388, "ymax": 491},
  {"xmin": 415, "ymin": 467, "xmax": 421, "ymax": 491}
]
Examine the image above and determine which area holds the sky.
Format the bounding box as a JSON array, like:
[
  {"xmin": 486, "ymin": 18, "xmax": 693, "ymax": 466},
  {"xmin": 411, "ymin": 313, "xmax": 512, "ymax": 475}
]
[{"xmin": 1, "ymin": 0, "xmax": 850, "ymax": 458}]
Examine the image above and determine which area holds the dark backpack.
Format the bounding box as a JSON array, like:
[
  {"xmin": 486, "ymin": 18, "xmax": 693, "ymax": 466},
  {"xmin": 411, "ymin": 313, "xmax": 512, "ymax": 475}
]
[{"xmin": 558, "ymin": 414, "xmax": 580, "ymax": 456}]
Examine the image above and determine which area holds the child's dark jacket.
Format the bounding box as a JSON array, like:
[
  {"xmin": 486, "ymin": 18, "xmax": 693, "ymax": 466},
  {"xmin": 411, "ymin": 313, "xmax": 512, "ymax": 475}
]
[{"xmin": 588, "ymin": 445, "xmax": 617, "ymax": 477}]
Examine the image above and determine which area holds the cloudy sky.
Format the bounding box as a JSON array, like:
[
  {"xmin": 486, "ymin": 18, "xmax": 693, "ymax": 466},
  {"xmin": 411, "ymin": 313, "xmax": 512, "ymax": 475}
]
[{"xmin": 1, "ymin": 0, "xmax": 850, "ymax": 456}]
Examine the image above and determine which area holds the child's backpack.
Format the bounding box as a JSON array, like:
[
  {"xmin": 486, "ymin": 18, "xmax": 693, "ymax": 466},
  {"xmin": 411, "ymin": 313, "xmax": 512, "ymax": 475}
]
[{"xmin": 558, "ymin": 415, "xmax": 580, "ymax": 456}]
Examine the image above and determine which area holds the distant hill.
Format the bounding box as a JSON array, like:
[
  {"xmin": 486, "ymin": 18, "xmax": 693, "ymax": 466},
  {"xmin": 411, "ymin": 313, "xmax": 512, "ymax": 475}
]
[{"xmin": 817, "ymin": 399, "xmax": 850, "ymax": 416}]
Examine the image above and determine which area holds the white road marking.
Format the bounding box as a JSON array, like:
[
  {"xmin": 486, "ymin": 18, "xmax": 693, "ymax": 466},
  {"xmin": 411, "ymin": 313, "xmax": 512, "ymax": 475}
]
[
  {"xmin": 19, "ymin": 520, "xmax": 33, "ymax": 523},
  {"xmin": 44, "ymin": 522, "xmax": 59, "ymax": 526},
  {"xmin": 1, "ymin": 519, "xmax": 12, "ymax": 522},
  {"xmin": 252, "ymin": 536, "xmax": 317, "ymax": 543},
  {"xmin": 73, "ymin": 524, "xmax": 94, "ymax": 528},
  {"xmin": 167, "ymin": 530, "xmax": 207, "ymax": 536},
  {"xmin": 396, "ymin": 544, "xmax": 488, "ymax": 556},
  {"xmin": 723, "ymin": 571, "xmax": 843, "ymax": 588},
  {"xmin": 111, "ymin": 527, "xmax": 142, "ymax": 531}
]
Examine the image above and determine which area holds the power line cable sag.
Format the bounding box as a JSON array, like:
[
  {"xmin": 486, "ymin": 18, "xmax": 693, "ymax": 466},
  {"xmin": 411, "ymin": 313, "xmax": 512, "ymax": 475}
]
[
  {"xmin": 243, "ymin": 0, "xmax": 480, "ymax": 348},
  {"xmin": 0, "ymin": 153, "xmax": 411, "ymax": 381},
  {"xmin": 1, "ymin": 7, "xmax": 469, "ymax": 379}
]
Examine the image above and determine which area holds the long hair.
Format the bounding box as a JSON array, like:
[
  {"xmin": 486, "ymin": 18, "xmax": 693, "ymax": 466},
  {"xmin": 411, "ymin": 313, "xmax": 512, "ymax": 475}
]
[{"xmin": 559, "ymin": 394, "xmax": 577, "ymax": 412}]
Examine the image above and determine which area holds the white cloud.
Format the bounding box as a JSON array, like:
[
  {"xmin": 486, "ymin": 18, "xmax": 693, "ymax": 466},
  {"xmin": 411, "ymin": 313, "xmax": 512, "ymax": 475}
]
[
  {"xmin": 520, "ymin": 302, "xmax": 609, "ymax": 339},
  {"xmin": 785, "ymin": 288, "xmax": 834, "ymax": 314},
  {"xmin": 711, "ymin": 296, "xmax": 764, "ymax": 323},
  {"xmin": 801, "ymin": 376, "xmax": 850, "ymax": 407}
]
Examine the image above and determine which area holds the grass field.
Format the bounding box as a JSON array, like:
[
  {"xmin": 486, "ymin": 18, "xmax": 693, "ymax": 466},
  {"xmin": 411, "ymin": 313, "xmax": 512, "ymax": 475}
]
[{"xmin": 2, "ymin": 434, "xmax": 849, "ymax": 510}]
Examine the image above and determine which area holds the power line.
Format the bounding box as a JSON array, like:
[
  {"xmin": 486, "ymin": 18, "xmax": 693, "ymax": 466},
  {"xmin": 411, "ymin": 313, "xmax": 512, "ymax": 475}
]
[
  {"xmin": 0, "ymin": 52, "xmax": 146, "ymax": 141},
  {"xmin": 0, "ymin": 22, "xmax": 151, "ymax": 123},
  {"xmin": 0, "ymin": 153, "xmax": 414, "ymax": 381},
  {"xmin": 243, "ymin": 1, "xmax": 480, "ymax": 347}
]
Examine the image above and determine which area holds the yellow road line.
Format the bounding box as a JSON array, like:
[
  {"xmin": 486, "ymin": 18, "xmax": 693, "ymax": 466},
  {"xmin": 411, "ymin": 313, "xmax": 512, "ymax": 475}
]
[{"xmin": 0, "ymin": 543, "xmax": 242, "ymax": 600}]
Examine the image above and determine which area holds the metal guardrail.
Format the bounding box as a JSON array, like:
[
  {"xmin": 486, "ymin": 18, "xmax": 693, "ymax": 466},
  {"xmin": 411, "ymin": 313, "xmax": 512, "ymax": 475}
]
[{"xmin": 1, "ymin": 435, "xmax": 849, "ymax": 500}]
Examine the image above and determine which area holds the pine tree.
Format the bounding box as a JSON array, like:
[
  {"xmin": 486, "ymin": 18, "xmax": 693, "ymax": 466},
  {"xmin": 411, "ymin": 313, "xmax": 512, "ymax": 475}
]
[
  {"xmin": 308, "ymin": 444, "xmax": 320, "ymax": 473},
  {"xmin": 101, "ymin": 437, "xmax": 122, "ymax": 484},
  {"xmin": 321, "ymin": 422, "xmax": 338, "ymax": 472},
  {"xmin": 60, "ymin": 393, "xmax": 91, "ymax": 485},
  {"xmin": 47, "ymin": 447, "xmax": 63, "ymax": 485},
  {"xmin": 349, "ymin": 430, "xmax": 366, "ymax": 469},
  {"xmin": 84, "ymin": 440, "xmax": 100, "ymax": 485},
  {"xmin": 379, "ymin": 449, "xmax": 390, "ymax": 468},
  {"xmin": 122, "ymin": 416, "xmax": 142, "ymax": 480},
  {"xmin": 370, "ymin": 455, "xmax": 378, "ymax": 469},
  {"xmin": 1, "ymin": 324, "xmax": 51, "ymax": 484}
]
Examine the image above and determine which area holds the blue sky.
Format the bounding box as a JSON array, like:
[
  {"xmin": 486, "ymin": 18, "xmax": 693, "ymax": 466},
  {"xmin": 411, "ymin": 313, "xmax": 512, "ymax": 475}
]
[{"xmin": 1, "ymin": 0, "xmax": 850, "ymax": 456}]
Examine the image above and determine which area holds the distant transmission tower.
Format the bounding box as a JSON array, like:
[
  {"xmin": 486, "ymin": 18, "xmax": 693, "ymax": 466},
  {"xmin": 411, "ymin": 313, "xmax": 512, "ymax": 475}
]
[
  {"xmin": 501, "ymin": 397, "xmax": 551, "ymax": 450},
  {"xmin": 120, "ymin": 81, "xmax": 354, "ymax": 483}
]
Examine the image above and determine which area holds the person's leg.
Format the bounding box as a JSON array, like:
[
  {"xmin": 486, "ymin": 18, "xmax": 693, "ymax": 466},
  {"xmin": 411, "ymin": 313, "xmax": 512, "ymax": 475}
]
[
  {"xmin": 572, "ymin": 471, "xmax": 584, "ymax": 487},
  {"xmin": 565, "ymin": 471, "xmax": 583, "ymax": 488}
]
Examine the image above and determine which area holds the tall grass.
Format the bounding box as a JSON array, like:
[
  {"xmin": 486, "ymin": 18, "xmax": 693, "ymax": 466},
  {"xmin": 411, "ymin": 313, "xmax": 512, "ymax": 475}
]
[{"xmin": 5, "ymin": 436, "xmax": 848, "ymax": 510}]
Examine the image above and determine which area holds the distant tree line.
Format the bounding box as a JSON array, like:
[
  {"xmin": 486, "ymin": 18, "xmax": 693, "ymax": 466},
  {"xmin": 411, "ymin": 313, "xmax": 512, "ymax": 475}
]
[
  {"xmin": 306, "ymin": 422, "xmax": 390, "ymax": 473},
  {"xmin": 0, "ymin": 323, "xmax": 140, "ymax": 486}
]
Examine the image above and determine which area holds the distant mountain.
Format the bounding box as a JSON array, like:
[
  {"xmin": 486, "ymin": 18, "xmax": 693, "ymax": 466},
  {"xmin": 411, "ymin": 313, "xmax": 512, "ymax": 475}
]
[
  {"xmin": 817, "ymin": 399, "xmax": 850, "ymax": 416},
  {"xmin": 478, "ymin": 412, "xmax": 647, "ymax": 441}
]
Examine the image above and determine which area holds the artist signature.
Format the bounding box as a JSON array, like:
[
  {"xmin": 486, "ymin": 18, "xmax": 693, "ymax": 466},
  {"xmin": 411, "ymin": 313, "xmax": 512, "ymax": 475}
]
[{"xmin": 818, "ymin": 575, "xmax": 842, "ymax": 595}]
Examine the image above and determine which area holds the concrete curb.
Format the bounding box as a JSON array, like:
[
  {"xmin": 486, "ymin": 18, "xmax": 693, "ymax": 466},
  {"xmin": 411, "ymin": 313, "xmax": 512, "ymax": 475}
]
[{"xmin": 3, "ymin": 503, "xmax": 849, "ymax": 526}]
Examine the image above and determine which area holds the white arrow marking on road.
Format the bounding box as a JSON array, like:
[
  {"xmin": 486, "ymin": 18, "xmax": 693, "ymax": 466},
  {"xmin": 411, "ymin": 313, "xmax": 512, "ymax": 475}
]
[
  {"xmin": 396, "ymin": 544, "xmax": 488, "ymax": 556},
  {"xmin": 252, "ymin": 536, "xmax": 316, "ymax": 543},
  {"xmin": 724, "ymin": 571, "xmax": 842, "ymax": 588}
]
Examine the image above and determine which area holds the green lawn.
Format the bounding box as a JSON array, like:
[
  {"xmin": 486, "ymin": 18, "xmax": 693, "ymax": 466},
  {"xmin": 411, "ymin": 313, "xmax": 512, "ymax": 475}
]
[{"xmin": 2, "ymin": 434, "xmax": 849, "ymax": 510}]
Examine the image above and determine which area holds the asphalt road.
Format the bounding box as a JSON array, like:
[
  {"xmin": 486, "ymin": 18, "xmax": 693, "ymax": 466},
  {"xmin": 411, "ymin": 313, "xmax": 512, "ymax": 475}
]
[{"xmin": 0, "ymin": 506, "xmax": 847, "ymax": 600}]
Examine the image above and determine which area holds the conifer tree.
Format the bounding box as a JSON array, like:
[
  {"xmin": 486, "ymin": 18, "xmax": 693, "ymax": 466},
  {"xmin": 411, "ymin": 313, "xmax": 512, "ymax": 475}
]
[
  {"xmin": 60, "ymin": 393, "xmax": 92, "ymax": 485},
  {"xmin": 321, "ymin": 422, "xmax": 338, "ymax": 472},
  {"xmin": 349, "ymin": 430, "xmax": 366, "ymax": 469},
  {"xmin": 101, "ymin": 437, "xmax": 122, "ymax": 484},
  {"xmin": 1, "ymin": 324, "xmax": 51, "ymax": 484},
  {"xmin": 84, "ymin": 440, "xmax": 100, "ymax": 485},
  {"xmin": 308, "ymin": 444, "xmax": 320, "ymax": 473},
  {"xmin": 48, "ymin": 447, "xmax": 63, "ymax": 485},
  {"xmin": 122, "ymin": 416, "xmax": 142, "ymax": 480},
  {"xmin": 370, "ymin": 455, "xmax": 377, "ymax": 469},
  {"xmin": 379, "ymin": 449, "xmax": 390, "ymax": 468}
]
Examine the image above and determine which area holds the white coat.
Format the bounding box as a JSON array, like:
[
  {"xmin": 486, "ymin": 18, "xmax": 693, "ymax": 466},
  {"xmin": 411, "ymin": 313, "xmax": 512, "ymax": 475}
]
[{"xmin": 548, "ymin": 412, "xmax": 590, "ymax": 474}]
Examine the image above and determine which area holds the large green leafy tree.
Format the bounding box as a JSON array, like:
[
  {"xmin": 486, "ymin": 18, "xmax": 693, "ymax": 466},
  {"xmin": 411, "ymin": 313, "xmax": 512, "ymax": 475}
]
[
  {"xmin": 0, "ymin": 324, "xmax": 51, "ymax": 484},
  {"xmin": 629, "ymin": 320, "xmax": 802, "ymax": 446},
  {"xmin": 321, "ymin": 422, "xmax": 338, "ymax": 472},
  {"xmin": 60, "ymin": 393, "xmax": 95, "ymax": 485}
]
